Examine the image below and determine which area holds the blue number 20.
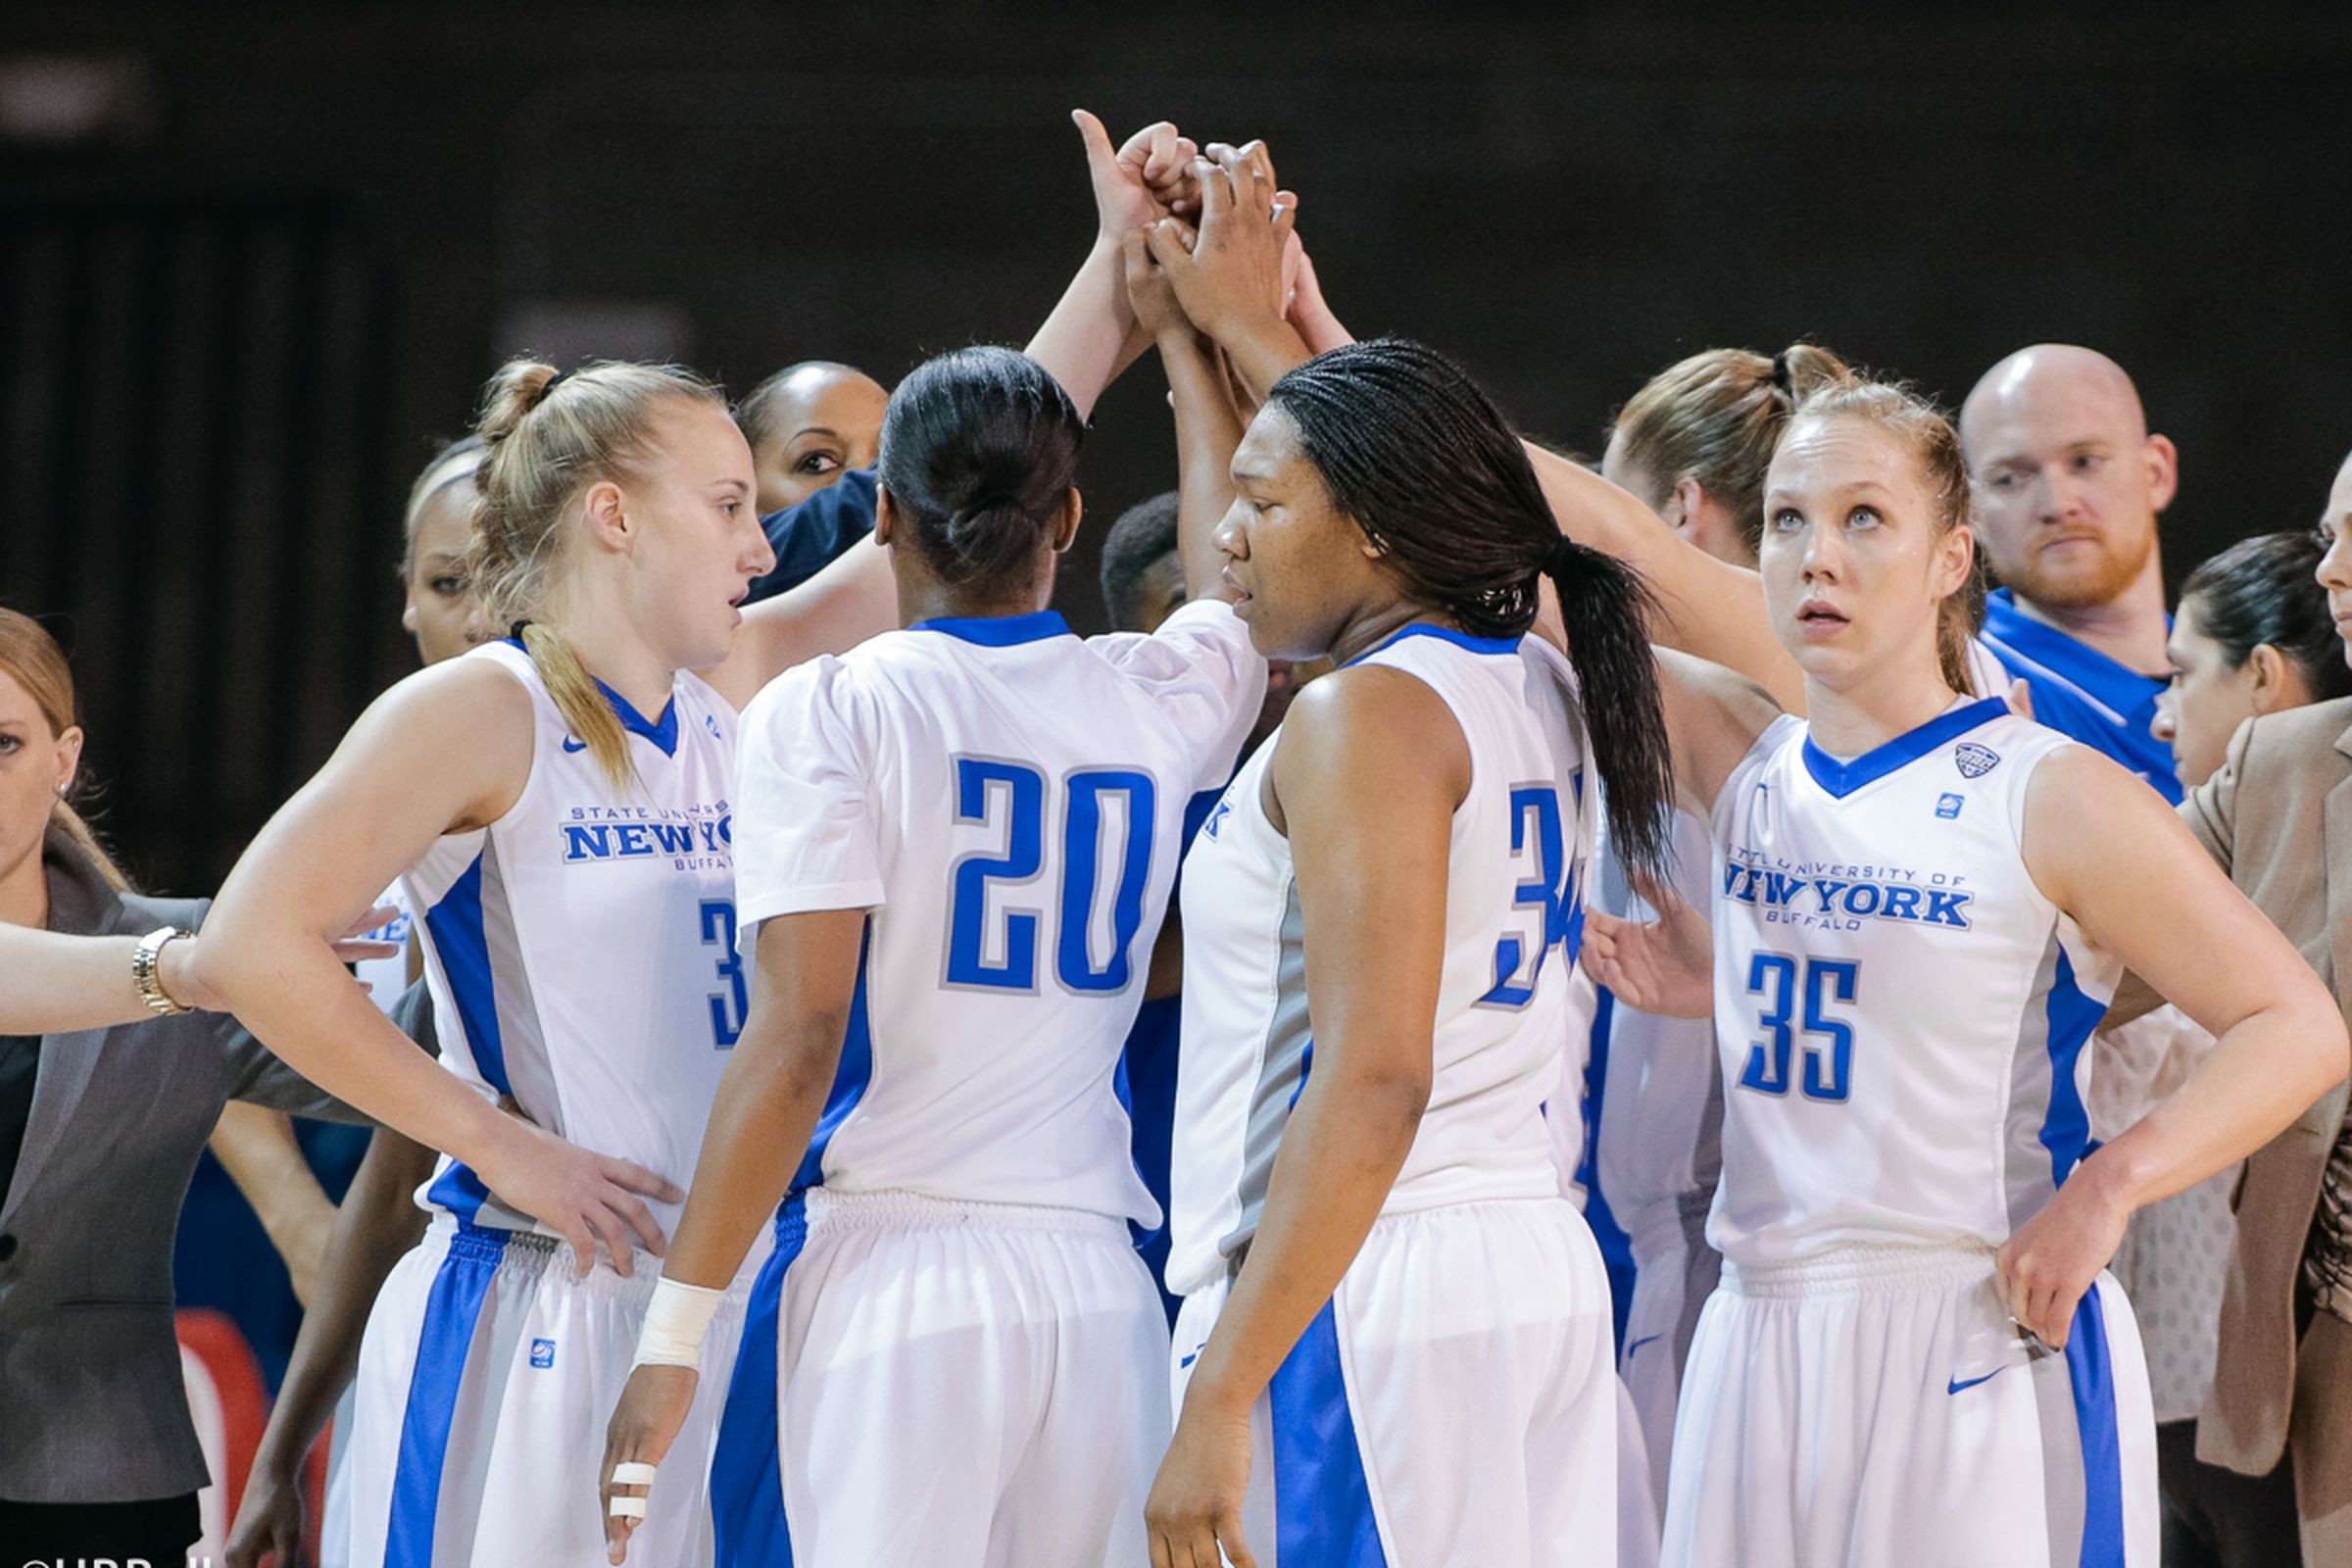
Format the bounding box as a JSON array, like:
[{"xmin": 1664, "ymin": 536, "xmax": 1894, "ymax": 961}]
[
  {"xmin": 947, "ymin": 758, "xmax": 1157, "ymax": 994},
  {"xmin": 700, "ymin": 899, "xmax": 749, "ymax": 1048},
  {"xmin": 1740, "ymin": 953, "xmax": 1858, "ymax": 1102}
]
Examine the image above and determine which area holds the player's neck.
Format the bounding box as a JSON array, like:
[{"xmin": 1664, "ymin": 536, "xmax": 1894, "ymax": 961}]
[
  {"xmin": 2006, "ymin": 547, "xmax": 2171, "ymax": 675},
  {"xmin": 1326, "ymin": 601, "xmax": 1449, "ymax": 670},
  {"xmin": 897, "ymin": 581, "xmax": 1048, "ymax": 628},
  {"xmin": 538, "ymin": 581, "xmax": 676, "ymax": 722},
  {"xmin": 1804, "ymin": 656, "xmax": 1966, "ymax": 761}
]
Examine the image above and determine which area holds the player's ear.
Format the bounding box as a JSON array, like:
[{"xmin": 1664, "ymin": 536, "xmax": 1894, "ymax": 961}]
[
  {"xmin": 872, "ymin": 484, "xmax": 900, "ymax": 547},
  {"xmin": 1050, "ymin": 487, "xmax": 1083, "ymax": 555}
]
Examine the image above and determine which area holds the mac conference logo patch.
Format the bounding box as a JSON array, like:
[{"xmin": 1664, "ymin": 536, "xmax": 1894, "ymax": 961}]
[{"xmin": 1954, "ymin": 742, "xmax": 2000, "ymax": 779}]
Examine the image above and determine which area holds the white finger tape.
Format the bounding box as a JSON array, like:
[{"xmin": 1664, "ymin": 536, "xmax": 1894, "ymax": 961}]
[
  {"xmin": 611, "ymin": 1461, "xmax": 659, "ymax": 1487},
  {"xmin": 609, "ymin": 1495, "xmax": 649, "ymax": 1520}
]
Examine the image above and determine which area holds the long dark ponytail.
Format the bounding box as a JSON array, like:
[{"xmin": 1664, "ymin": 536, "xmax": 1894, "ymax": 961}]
[{"xmin": 1267, "ymin": 339, "xmax": 1676, "ymax": 883}]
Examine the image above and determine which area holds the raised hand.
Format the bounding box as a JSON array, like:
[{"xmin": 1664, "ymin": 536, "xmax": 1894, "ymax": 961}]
[
  {"xmin": 473, "ymin": 1120, "xmax": 683, "ymax": 1278},
  {"xmin": 1580, "ymin": 892, "xmax": 1716, "ymax": 1020},
  {"xmin": 1144, "ymin": 142, "xmax": 1298, "ymax": 344},
  {"xmin": 1072, "ymin": 110, "xmax": 1199, "ymax": 241},
  {"xmin": 1286, "ymin": 242, "xmax": 1357, "ymax": 354}
]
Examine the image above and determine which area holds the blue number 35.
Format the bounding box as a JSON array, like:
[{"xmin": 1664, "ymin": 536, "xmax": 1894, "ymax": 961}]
[
  {"xmin": 946, "ymin": 758, "xmax": 1157, "ymax": 995},
  {"xmin": 1740, "ymin": 953, "xmax": 1859, "ymax": 1102}
]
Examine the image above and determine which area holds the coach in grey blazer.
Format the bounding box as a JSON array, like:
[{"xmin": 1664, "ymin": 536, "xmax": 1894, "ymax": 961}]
[
  {"xmin": 2167, "ymin": 694, "xmax": 2352, "ymax": 1560},
  {"xmin": 0, "ymin": 826, "xmax": 382, "ymax": 1524}
]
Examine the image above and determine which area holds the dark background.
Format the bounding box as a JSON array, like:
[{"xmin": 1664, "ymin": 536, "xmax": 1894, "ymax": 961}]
[{"xmin": 5, "ymin": 3, "xmax": 2350, "ymax": 896}]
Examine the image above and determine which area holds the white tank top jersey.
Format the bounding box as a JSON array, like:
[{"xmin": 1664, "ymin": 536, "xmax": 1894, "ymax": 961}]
[
  {"xmin": 399, "ymin": 639, "xmax": 745, "ymax": 1246},
  {"xmin": 1167, "ymin": 624, "xmax": 1595, "ymax": 1299},
  {"xmin": 1705, "ymin": 698, "xmax": 2122, "ymax": 1267},
  {"xmin": 728, "ymin": 601, "xmax": 1264, "ymax": 1226},
  {"xmin": 1592, "ymin": 806, "xmax": 1724, "ymax": 1223}
]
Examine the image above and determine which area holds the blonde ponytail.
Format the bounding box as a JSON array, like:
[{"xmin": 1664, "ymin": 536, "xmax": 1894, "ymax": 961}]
[
  {"xmin": 515, "ymin": 621, "xmax": 634, "ymax": 791},
  {"xmin": 466, "ymin": 357, "xmax": 729, "ymax": 794}
]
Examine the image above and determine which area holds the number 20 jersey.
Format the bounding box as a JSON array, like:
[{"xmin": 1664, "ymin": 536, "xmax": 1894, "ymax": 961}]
[
  {"xmin": 1706, "ymin": 699, "xmax": 2121, "ymax": 1268},
  {"xmin": 401, "ymin": 639, "xmax": 744, "ymax": 1245},
  {"xmin": 729, "ymin": 604, "xmax": 1264, "ymax": 1226}
]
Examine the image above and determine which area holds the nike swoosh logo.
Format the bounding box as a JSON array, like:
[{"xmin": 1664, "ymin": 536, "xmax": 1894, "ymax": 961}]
[
  {"xmin": 562, "ymin": 736, "xmax": 588, "ymax": 753},
  {"xmin": 1947, "ymin": 1369, "xmax": 2003, "ymax": 1395},
  {"xmin": 1625, "ymin": 1334, "xmax": 1665, "ymax": 1356}
]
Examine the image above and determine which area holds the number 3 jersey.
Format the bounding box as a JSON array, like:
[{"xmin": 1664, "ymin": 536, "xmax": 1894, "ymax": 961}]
[
  {"xmin": 1166, "ymin": 626, "xmax": 1595, "ymax": 1300},
  {"xmin": 730, "ymin": 603, "xmax": 1264, "ymax": 1226},
  {"xmin": 401, "ymin": 639, "xmax": 743, "ymax": 1245},
  {"xmin": 1706, "ymin": 698, "xmax": 2122, "ymax": 1268}
]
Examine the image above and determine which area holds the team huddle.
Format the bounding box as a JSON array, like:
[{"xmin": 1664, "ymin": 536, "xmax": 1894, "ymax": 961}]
[{"xmin": 13, "ymin": 112, "xmax": 2352, "ymax": 1568}]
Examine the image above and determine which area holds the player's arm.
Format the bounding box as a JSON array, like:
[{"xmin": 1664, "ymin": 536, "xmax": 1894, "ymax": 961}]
[
  {"xmin": 1524, "ymin": 445, "xmax": 1808, "ymax": 712},
  {"xmin": 224, "ymin": 1125, "xmax": 437, "ymax": 1568},
  {"xmin": 707, "ymin": 120, "xmax": 1199, "ymax": 709},
  {"xmin": 1997, "ymin": 745, "xmax": 2348, "ymax": 1346},
  {"xmin": 1147, "ymin": 669, "xmax": 1464, "ymax": 1568},
  {"xmin": 186, "ymin": 660, "xmax": 681, "ymax": 1274},
  {"xmin": 1122, "ymin": 223, "xmax": 1247, "ymax": 601},
  {"xmin": 601, "ymin": 906, "xmax": 865, "ymax": 1563},
  {"xmin": 2103, "ymin": 710, "xmax": 2246, "ymax": 1026},
  {"xmin": 207, "ymin": 1102, "xmax": 337, "ymax": 1306}
]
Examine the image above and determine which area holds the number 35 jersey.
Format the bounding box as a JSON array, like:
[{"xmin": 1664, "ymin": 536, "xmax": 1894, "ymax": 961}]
[
  {"xmin": 1706, "ymin": 698, "xmax": 2121, "ymax": 1268},
  {"xmin": 402, "ymin": 639, "xmax": 743, "ymax": 1246},
  {"xmin": 730, "ymin": 604, "xmax": 1263, "ymax": 1226},
  {"xmin": 1167, "ymin": 626, "xmax": 1595, "ymax": 1299}
]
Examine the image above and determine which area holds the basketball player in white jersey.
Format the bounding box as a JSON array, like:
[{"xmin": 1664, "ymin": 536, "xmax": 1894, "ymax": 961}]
[
  {"xmin": 1578, "ymin": 372, "xmax": 2346, "ymax": 1567},
  {"xmin": 598, "ymin": 325, "xmax": 1263, "ymax": 1563},
  {"xmin": 1593, "ymin": 343, "xmax": 1855, "ymax": 1518},
  {"xmin": 187, "ymin": 115, "xmax": 1206, "ymax": 1565}
]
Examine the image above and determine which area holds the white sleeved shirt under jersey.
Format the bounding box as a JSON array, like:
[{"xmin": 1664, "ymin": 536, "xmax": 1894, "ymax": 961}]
[
  {"xmin": 1167, "ymin": 625, "xmax": 1594, "ymax": 1299},
  {"xmin": 400, "ymin": 640, "xmax": 747, "ymax": 1250},
  {"xmin": 730, "ymin": 602, "xmax": 1264, "ymax": 1226},
  {"xmin": 1705, "ymin": 698, "xmax": 2122, "ymax": 1267}
]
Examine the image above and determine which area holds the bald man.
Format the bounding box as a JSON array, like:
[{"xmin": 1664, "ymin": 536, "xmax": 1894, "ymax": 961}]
[
  {"xmin": 738, "ymin": 361, "xmax": 892, "ymax": 604},
  {"xmin": 1961, "ymin": 345, "xmax": 2183, "ymax": 802}
]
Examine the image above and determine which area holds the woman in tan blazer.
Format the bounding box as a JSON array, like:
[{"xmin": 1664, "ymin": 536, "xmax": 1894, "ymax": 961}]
[{"xmin": 2172, "ymin": 450, "xmax": 2352, "ymax": 1559}]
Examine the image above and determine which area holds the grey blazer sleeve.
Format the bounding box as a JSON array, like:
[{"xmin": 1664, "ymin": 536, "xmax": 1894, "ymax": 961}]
[{"xmin": 220, "ymin": 978, "xmax": 438, "ymax": 1123}]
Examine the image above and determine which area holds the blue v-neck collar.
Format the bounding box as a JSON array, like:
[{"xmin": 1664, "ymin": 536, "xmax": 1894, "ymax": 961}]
[{"xmin": 1801, "ymin": 698, "xmax": 2007, "ymax": 799}]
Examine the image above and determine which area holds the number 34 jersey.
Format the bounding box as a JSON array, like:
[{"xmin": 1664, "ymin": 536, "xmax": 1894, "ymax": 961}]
[
  {"xmin": 730, "ymin": 604, "xmax": 1264, "ymax": 1226},
  {"xmin": 1706, "ymin": 698, "xmax": 2122, "ymax": 1268},
  {"xmin": 402, "ymin": 639, "xmax": 745, "ymax": 1246},
  {"xmin": 1166, "ymin": 626, "xmax": 1596, "ymax": 1300}
]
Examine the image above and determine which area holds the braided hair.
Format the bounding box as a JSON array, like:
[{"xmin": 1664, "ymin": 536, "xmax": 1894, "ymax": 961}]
[{"xmin": 1267, "ymin": 338, "xmax": 1676, "ymax": 883}]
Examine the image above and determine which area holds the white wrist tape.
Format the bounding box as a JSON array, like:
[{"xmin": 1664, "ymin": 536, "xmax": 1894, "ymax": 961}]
[{"xmin": 633, "ymin": 1276, "xmax": 723, "ymax": 1369}]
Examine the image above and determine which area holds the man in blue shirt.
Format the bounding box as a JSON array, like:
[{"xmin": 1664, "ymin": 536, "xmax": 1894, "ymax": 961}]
[{"xmin": 1960, "ymin": 344, "xmax": 2183, "ymax": 802}]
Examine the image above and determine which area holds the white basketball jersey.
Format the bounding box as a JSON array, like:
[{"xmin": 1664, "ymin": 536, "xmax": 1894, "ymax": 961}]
[
  {"xmin": 729, "ymin": 602, "xmax": 1263, "ymax": 1225},
  {"xmin": 1592, "ymin": 806, "xmax": 1724, "ymax": 1225},
  {"xmin": 1167, "ymin": 625, "xmax": 1592, "ymax": 1298},
  {"xmin": 1706, "ymin": 698, "xmax": 2121, "ymax": 1266},
  {"xmin": 401, "ymin": 640, "xmax": 744, "ymax": 1245}
]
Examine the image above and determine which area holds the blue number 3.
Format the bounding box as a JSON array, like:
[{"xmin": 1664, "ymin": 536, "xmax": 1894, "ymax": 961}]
[
  {"xmin": 947, "ymin": 758, "xmax": 1157, "ymax": 994},
  {"xmin": 1480, "ymin": 783, "xmax": 1579, "ymax": 1010},
  {"xmin": 700, "ymin": 899, "xmax": 749, "ymax": 1048},
  {"xmin": 1740, "ymin": 953, "xmax": 1858, "ymax": 1102}
]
